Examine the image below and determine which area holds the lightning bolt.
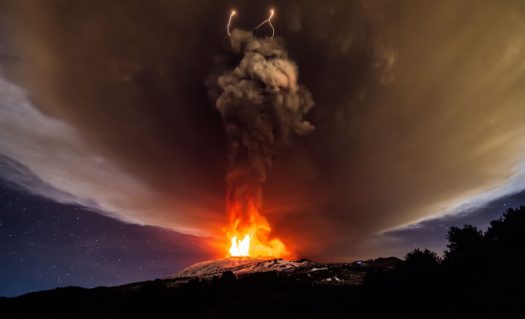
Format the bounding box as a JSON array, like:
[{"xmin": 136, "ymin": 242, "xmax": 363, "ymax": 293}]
[
  {"xmin": 254, "ymin": 8, "xmax": 275, "ymax": 39},
  {"xmin": 227, "ymin": 9, "xmax": 237, "ymax": 37}
]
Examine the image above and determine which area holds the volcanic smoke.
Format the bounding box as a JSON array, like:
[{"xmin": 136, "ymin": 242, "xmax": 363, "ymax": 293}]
[{"xmin": 214, "ymin": 28, "xmax": 315, "ymax": 258}]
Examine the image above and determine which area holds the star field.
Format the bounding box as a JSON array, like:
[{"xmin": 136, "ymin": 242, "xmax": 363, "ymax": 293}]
[{"xmin": 0, "ymin": 181, "xmax": 211, "ymax": 297}]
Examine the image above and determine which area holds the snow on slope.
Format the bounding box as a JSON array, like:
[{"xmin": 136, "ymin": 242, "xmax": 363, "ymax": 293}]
[{"xmin": 171, "ymin": 257, "xmax": 314, "ymax": 279}]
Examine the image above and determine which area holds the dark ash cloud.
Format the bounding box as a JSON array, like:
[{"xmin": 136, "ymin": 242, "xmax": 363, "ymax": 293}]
[{"xmin": 1, "ymin": 0, "xmax": 525, "ymax": 259}]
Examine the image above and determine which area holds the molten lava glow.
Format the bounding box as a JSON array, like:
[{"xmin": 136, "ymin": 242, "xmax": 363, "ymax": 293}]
[
  {"xmin": 226, "ymin": 192, "xmax": 288, "ymax": 258},
  {"xmin": 229, "ymin": 234, "xmax": 250, "ymax": 256}
]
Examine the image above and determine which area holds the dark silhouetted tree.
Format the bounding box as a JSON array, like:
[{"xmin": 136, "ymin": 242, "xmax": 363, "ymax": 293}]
[
  {"xmin": 485, "ymin": 206, "xmax": 525, "ymax": 255},
  {"xmin": 405, "ymin": 248, "xmax": 441, "ymax": 273},
  {"xmin": 444, "ymin": 224, "xmax": 485, "ymax": 267}
]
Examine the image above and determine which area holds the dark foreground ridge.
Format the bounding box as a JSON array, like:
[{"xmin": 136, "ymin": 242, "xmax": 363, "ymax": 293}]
[{"xmin": 2, "ymin": 206, "xmax": 525, "ymax": 319}]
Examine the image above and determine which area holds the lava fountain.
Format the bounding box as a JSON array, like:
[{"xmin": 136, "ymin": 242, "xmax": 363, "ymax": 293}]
[
  {"xmin": 226, "ymin": 180, "xmax": 287, "ymax": 258},
  {"xmin": 212, "ymin": 24, "xmax": 315, "ymax": 258}
]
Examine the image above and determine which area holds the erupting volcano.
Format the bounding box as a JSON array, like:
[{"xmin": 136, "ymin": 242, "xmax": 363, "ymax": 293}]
[{"xmin": 212, "ymin": 28, "xmax": 315, "ymax": 258}]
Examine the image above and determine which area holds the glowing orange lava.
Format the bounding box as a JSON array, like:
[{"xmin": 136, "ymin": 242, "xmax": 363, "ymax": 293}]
[{"xmin": 226, "ymin": 190, "xmax": 288, "ymax": 258}]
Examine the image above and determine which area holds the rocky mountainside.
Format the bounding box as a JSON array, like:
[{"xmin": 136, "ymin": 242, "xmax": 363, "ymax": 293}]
[
  {"xmin": 0, "ymin": 256, "xmax": 402, "ymax": 318},
  {"xmin": 171, "ymin": 257, "xmax": 314, "ymax": 278},
  {"xmin": 163, "ymin": 256, "xmax": 402, "ymax": 287}
]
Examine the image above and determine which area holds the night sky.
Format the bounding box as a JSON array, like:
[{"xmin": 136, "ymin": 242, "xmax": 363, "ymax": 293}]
[
  {"xmin": 2, "ymin": 0, "xmax": 525, "ymax": 297},
  {"xmin": 0, "ymin": 179, "xmax": 212, "ymax": 297}
]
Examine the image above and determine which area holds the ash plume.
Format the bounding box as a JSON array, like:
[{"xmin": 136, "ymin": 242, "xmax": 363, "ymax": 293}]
[
  {"xmin": 211, "ymin": 29, "xmax": 315, "ymax": 248},
  {"xmin": 215, "ymin": 29, "xmax": 315, "ymax": 190}
]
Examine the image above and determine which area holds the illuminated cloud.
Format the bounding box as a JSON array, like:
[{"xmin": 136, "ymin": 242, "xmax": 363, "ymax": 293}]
[{"xmin": 0, "ymin": 75, "xmax": 212, "ymax": 236}]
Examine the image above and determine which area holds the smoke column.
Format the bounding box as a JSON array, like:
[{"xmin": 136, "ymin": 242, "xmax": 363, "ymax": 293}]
[{"xmin": 214, "ymin": 29, "xmax": 315, "ymax": 257}]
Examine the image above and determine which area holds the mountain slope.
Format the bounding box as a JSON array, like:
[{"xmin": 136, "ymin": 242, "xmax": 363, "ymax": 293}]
[
  {"xmin": 0, "ymin": 257, "xmax": 401, "ymax": 318},
  {"xmin": 171, "ymin": 257, "xmax": 314, "ymax": 278}
]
